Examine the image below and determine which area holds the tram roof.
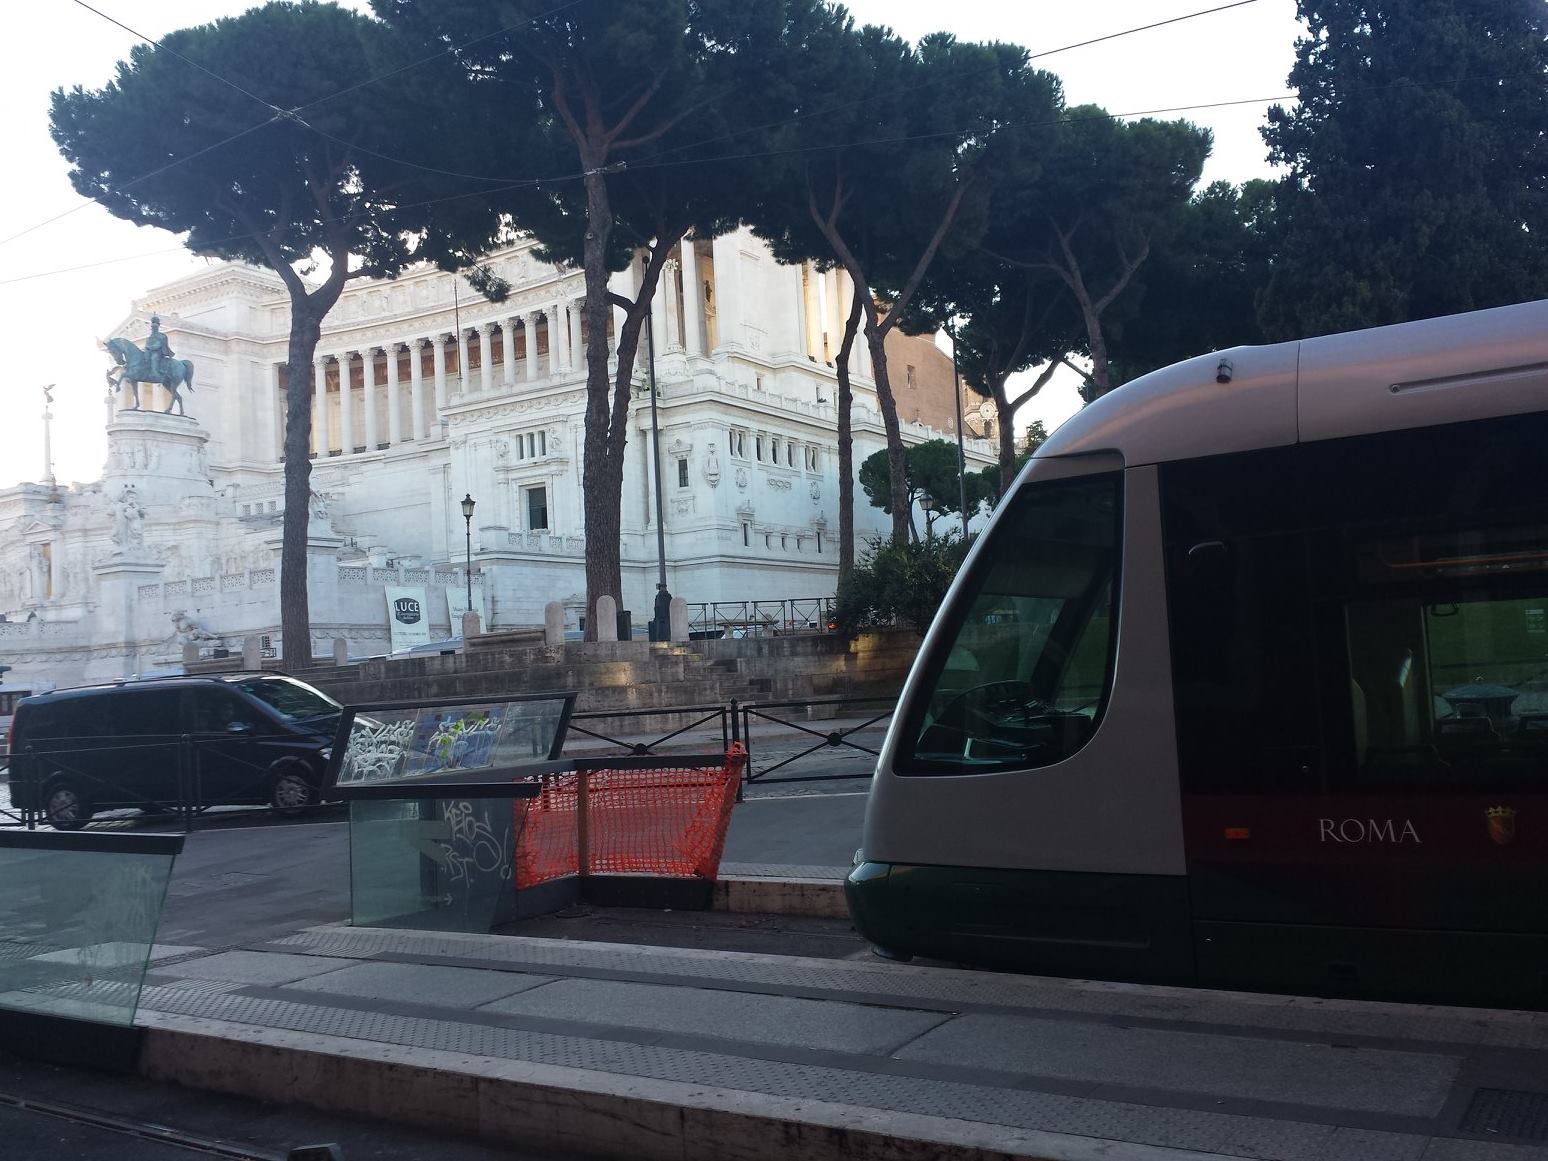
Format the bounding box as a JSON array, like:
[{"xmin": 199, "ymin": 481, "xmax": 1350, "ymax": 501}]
[{"xmin": 1037, "ymin": 296, "xmax": 1548, "ymax": 467}]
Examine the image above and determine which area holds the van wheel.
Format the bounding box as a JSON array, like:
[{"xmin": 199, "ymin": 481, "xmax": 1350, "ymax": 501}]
[
  {"xmin": 44, "ymin": 779, "xmax": 91, "ymax": 831},
  {"xmin": 269, "ymin": 768, "xmax": 313, "ymax": 816}
]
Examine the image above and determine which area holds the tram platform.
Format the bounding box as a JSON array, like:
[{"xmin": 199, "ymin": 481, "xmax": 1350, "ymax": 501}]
[{"xmin": 125, "ymin": 867, "xmax": 1548, "ymax": 1161}]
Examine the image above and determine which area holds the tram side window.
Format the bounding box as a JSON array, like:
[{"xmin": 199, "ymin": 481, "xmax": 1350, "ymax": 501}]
[
  {"xmin": 1342, "ymin": 525, "xmax": 1548, "ymax": 790},
  {"xmin": 898, "ymin": 474, "xmax": 1121, "ymax": 774}
]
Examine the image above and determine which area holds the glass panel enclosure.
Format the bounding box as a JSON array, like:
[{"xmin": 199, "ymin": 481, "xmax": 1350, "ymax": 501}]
[
  {"xmin": 333, "ymin": 695, "xmax": 573, "ymax": 790},
  {"xmin": 899, "ymin": 474, "xmax": 1122, "ymax": 773},
  {"xmin": 0, "ymin": 832, "xmax": 181, "ymax": 1026}
]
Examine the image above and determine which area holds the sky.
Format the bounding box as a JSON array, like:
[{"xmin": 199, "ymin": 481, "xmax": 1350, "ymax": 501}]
[{"xmin": 0, "ymin": 0, "xmax": 1304, "ymax": 490}]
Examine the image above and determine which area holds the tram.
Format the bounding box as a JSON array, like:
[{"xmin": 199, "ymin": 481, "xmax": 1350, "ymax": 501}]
[{"xmin": 846, "ymin": 298, "xmax": 1548, "ymax": 1009}]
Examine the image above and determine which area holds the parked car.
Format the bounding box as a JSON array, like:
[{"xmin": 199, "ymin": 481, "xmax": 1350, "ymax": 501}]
[{"xmin": 7, "ymin": 674, "xmax": 342, "ymax": 829}]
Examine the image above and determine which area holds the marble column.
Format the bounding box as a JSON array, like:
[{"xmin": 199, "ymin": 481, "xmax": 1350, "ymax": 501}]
[
  {"xmin": 661, "ymin": 258, "xmax": 681, "ymax": 352},
  {"xmin": 524, "ymin": 312, "xmax": 540, "ymax": 381},
  {"xmin": 337, "ymin": 353, "xmax": 355, "ymax": 454},
  {"xmin": 682, "ymin": 247, "xmax": 705, "ymax": 356},
  {"xmin": 409, "ymin": 338, "xmax": 426, "ymax": 441},
  {"xmin": 311, "ymin": 356, "xmax": 328, "ymax": 456},
  {"xmin": 649, "ymin": 274, "xmax": 668, "ymax": 355},
  {"xmin": 386, "ymin": 342, "xmax": 402, "ymax": 446},
  {"xmin": 432, "ymin": 335, "xmax": 448, "ymax": 421},
  {"xmin": 271, "ymin": 363, "xmax": 284, "ymax": 461},
  {"xmin": 479, "ymin": 323, "xmax": 495, "ymax": 393},
  {"xmin": 502, "ymin": 320, "xmax": 516, "ymax": 387},
  {"xmin": 456, "ymin": 329, "xmax": 471, "ymax": 395},
  {"xmin": 363, "ymin": 347, "xmax": 379, "ymax": 451},
  {"xmin": 570, "ymin": 298, "xmax": 585, "ymax": 369}
]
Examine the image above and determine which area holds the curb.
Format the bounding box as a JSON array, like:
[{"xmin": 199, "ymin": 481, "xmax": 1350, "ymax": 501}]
[
  {"xmin": 711, "ymin": 875, "xmax": 850, "ymax": 919},
  {"xmin": 136, "ymin": 1013, "xmax": 1225, "ymax": 1161}
]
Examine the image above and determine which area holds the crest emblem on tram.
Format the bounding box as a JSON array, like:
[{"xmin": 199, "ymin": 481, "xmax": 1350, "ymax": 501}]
[{"xmin": 1486, "ymin": 806, "xmax": 1518, "ymax": 847}]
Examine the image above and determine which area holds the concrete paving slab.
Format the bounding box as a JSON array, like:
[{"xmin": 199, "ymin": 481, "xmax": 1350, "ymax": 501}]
[
  {"xmin": 477, "ymin": 975, "xmax": 950, "ymax": 1053},
  {"xmin": 895, "ymin": 1012, "xmax": 1463, "ymax": 1117},
  {"xmin": 288, "ymin": 961, "xmax": 555, "ymax": 1008},
  {"xmin": 154, "ymin": 950, "xmax": 358, "ymax": 986}
]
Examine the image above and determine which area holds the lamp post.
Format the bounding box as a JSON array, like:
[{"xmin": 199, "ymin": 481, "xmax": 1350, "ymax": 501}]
[
  {"xmin": 460, "ymin": 493, "xmax": 476, "ymax": 634},
  {"xmin": 919, "ymin": 495, "xmax": 937, "ymax": 542},
  {"xmin": 646, "ymin": 311, "xmax": 673, "ymax": 640}
]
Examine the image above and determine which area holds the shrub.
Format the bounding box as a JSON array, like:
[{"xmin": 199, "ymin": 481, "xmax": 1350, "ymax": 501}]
[{"xmin": 834, "ymin": 533, "xmax": 972, "ymax": 637}]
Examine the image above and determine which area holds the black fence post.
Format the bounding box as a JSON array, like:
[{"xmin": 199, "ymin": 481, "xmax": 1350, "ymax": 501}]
[
  {"xmin": 21, "ymin": 744, "xmax": 35, "ymax": 830},
  {"xmin": 178, "ymin": 734, "xmax": 195, "ymax": 833}
]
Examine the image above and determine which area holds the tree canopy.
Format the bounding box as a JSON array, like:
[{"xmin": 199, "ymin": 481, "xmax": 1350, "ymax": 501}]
[
  {"xmin": 1258, "ymin": 0, "xmax": 1548, "ymax": 338},
  {"xmin": 51, "ymin": 0, "xmax": 504, "ymax": 668}
]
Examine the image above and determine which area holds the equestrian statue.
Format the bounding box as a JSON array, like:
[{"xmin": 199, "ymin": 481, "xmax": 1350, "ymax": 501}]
[{"xmin": 104, "ymin": 316, "xmax": 195, "ymax": 415}]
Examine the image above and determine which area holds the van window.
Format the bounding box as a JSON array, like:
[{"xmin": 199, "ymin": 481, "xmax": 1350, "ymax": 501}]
[
  {"xmin": 109, "ymin": 689, "xmax": 182, "ymax": 739},
  {"xmin": 236, "ymin": 677, "xmax": 339, "ymax": 722},
  {"xmin": 190, "ymin": 688, "xmax": 259, "ymax": 733}
]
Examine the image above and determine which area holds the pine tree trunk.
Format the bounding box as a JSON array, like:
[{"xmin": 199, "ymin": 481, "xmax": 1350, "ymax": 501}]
[
  {"xmin": 279, "ymin": 306, "xmax": 324, "ymax": 672},
  {"xmin": 834, "ymin": 283, "xmax": 864, "ymax": 584},
  {"xmin": 580, "ymin": 163, "xmax": 621, "ymax": 640},
  {"xmin": 864, "ymin": 326, "xmax": 910, "ymax": 543}
]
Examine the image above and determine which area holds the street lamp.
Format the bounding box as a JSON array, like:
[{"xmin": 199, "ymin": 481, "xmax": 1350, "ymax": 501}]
[
  {"xmin": 646, "ymin": 311, "xmax": 673, "ymax": 640},
  {"xmin": 460, "ymin": 493, "xmax": 476, "ymax": 631},
  {"xmin": 919, "ymin": 495, "xmax": 937, "ymax": 542}
]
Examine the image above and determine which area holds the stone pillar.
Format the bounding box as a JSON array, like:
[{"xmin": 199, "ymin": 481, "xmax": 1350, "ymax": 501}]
[
  {"xmin": 271, "ymin": 363, "xmax": 285, "ymax": 461},
  {"xmin": 363, "ymin": 348, "xmax": 379, "ymax": 451},
  {"xmin": 594, "ymin": 594, "xmax": 618, "ymax": 642},
  {"xmin": 456, "ymin": 329, "xmax": 471, "ymax": 395},
  {"xmin": 544, "ymin": 600, "xmax": 565, "ymax": 646},
  {"xmin": 333, "ymin": 637, "xmax": 350, "ymax": 665},
  {"xmin": 710, "ymin": 233, "xmax": 742, "ymax": 351},
  {"xmin": 311, "ymin": 355, "xmax": 328, "ymax": 455},
  {"xmin": 385, "ymin": 343, "xmax": 402, "ymax": 446},
  {"xmin": 409, "ymin": 338, "xmax": 426, "ymax": 441},
  {"xmin": 502, "ymin": 320, "xmax": 516, "ymax": 387},
  {"xmin": 570, "ymin": 299, "xmax": 585, "ymax": 369},
  {"xmin": 545, "ymin": 307, "xmax": 562, "ymax": 375},
  {"xmin": 669, "ymin": 596, "xmax": 688, "ymax": 643},
  {"xmin": 461, "ymin": 609, "xmax": 482, "ymax": 639},
  {"xmin": 432, "ymin": 335, "xmax": 448, "ymax": 422},
  {"xmin": 243, "ymin": 635, "xmax": 261, "ymax": 669},
  {"xmin": 478, "ymin": 323, "xmax": 495, "ymax": 394},
  {"xmin": 682, "ymin": 246, "xmax": 705, "ymax": 356},
  {"xmin": 650, "ymin": 275, "xmax": 669, "ymax": 354},
  {"xmin": 524, "ymin": 312, "xmax": 541, "ymax": 381},
  {"xmin": 661, "ymin": 258, "xmax": 681, "ymax": 352},
  {"xmin": 337, "ymin": 353, "xmax": 354, "ymax": 454}
]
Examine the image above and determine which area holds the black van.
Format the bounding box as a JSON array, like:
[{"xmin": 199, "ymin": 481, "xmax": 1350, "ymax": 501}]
[{"xmin": 8, "ymin": 674, "xmax": 341, "ymax": 829}]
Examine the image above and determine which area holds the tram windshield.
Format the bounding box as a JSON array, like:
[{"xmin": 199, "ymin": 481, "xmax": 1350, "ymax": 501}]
[{"xmin": 899, "ymin": 473, "xmax": 1121, "ymax": 773}]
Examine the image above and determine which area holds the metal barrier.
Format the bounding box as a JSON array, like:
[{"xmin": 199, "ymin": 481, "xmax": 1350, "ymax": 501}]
[
  {"xmin": 685, "ymin": 599, "xmax": 836, "ymax": 638},
  {"xmin": 565, "ymin": 704, "xmax": 730, "ymax": 759},
  {"xmin": 735, "ymin": 695, "xmax": 896, "ymax": 786}
]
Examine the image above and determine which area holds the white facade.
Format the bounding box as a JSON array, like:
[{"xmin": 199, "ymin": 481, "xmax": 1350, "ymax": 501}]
[{"xmin": 0, "ymin": 231, "xmax": 992, "ymax": 687}]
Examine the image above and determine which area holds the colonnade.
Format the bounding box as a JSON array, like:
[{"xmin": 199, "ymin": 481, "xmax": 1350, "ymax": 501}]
[{"xmin": 285, "ymin": 297, "xmax": 587, "ymax": 459}]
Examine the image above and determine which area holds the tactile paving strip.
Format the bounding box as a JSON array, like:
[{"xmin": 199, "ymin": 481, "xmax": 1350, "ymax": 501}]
[
  {"xmin": 1460, "ymin": 1088, "xmax": 1548, "ymax": 1142},
  {"xmin": 137, "ymin": 984, "xmax": 1382, "ymax": 1160},
  {"xmin": 264, "ymin": 927, "xmax": 1548, "ymax": 1051}
]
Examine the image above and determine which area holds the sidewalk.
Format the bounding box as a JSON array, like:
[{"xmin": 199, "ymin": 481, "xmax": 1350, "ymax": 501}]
[
  {"xmin": 124, "ymin": 843, "xmax": 1548, "ymax": 1161},
  {"xmin": 17, "ymin": 796, "xmax": 1548, "ymax": 1159}
]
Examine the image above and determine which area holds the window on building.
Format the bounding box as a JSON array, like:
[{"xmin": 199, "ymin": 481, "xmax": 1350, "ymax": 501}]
[
  {"xmin": 677, "ymin": 457, "xmax": 689, "ymax": 488},
  {"xmin": 906, "ymin": 364, "xmax": 917, "ymax": 389},
  {"xmin": 755, "ymin": 435, "xmax": 765, "ymax": 462},
  {"xmin": 729, "ymin": 429, "xmax": 747, "ymax": 458},
  {"xmin": 771, "ymin": 438, "xmax": 780, "ymax": 462},
  {"xmin": 817, "ymin": 530, "xmax": 823, "ymax": 553},
  {"xmin": 526, "ymin": 433, "xmax": 536, "ymax": 458},
  {"xmin": 539, "ymin": 430, "xmax": 547, "ymax": 456},
  {"xmin": 742, "ymin": 522, "xmax": 750, "ymax": 546},
  {"xmin": 787, "ymin": 443, "xmax": 795, "ymax": 467},
  {"xmin": 525, "ymin": 486, "xmax": 549, "ymax": 531}
]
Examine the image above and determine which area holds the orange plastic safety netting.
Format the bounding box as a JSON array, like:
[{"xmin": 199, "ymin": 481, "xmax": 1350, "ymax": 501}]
[{"xmin": 513, "ymin": 744, "xmax": 747, "ymax": 886}]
